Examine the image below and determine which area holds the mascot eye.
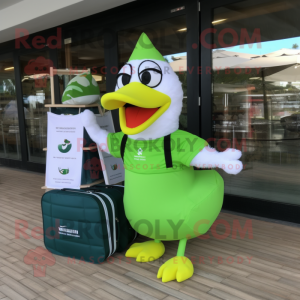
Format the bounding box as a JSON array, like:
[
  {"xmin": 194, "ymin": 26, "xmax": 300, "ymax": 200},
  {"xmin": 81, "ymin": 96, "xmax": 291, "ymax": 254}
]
[
  {"xmin": 138, "ymin": 60, "xmax": 162, "ymax": 88},
  {"xmin": 117, "ymin": 74, "xmax": 131, "ymax": 88},
  {"xmin": 116, "ymin": 64, "xmax": 132, "ymax": 89},
  {"xmin": 139, "ymin": 69, "xmax": 162, "ymax": 87}
]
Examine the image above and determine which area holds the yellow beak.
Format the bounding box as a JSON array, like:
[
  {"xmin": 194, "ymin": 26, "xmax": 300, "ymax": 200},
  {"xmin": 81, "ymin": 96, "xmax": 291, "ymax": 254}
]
[{"xmin": 101, "ymin": 82, "xmax": 171, "ymax": 135}]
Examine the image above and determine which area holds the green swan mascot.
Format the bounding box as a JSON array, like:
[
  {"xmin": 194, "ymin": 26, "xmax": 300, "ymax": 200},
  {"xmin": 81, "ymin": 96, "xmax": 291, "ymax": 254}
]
[{"xmin": 81, "ymin": 33, "xmax": 243, "ymax": 283}]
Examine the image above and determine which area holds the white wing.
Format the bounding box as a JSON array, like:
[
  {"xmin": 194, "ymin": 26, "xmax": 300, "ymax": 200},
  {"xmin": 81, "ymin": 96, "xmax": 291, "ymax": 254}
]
[
  {"xmin": 80, "ymin": 110, "xmax": 110, "ymax": 154},
  {"xmin": 190, "ymin": 146, "xmax": 243, "ymax": 175}
]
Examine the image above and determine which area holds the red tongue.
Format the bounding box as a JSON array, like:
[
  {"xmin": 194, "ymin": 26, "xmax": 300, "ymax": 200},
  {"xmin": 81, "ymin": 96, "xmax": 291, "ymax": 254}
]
[{"xmin": 125, "ymin": 106, "xmax": 159, "ymax": 128}]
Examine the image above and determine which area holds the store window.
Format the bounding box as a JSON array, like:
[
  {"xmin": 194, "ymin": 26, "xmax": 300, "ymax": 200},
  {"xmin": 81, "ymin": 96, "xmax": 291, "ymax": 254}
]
[
  {"xmin": 20, "ymin": 50, "xmax": 52, "ymax": 163},
  {"xmin": 212, "ymin": 0, "xmax": 300, "ymax": 204},
  {"xmin": 0, "ymin": 57, "xmax": 21, "ymax": 160},
  {"xmin": 118, "ymin": 16, "xmax": 187, "ymax": 130},
  {"xmin": 58, "ymin": 34, "xmax": 106, "ymax": 101}
]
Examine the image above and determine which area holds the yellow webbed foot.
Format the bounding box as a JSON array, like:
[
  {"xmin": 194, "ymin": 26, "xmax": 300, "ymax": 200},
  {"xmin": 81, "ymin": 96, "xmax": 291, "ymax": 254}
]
[
  {"xmin": 157, "ymin": 256, "xmax": 194, "ymax": 282},
  {"xmin": 125, "ymin": 240, "xmax": 165, "ymax": 262}
]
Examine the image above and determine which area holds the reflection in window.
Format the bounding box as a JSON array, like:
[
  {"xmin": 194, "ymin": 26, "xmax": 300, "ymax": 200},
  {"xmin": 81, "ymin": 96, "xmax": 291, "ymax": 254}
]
[
  {"xmin": 212, "ymin": 0, "xmax": 300, "ymax": 204},
  {"xmin": 20, "ymin": 52, "xmax": 52, "ymax": 163},
  {"xmin": 58, "ymin": 35, "xmax": 106, "ymax": 102},
  {"xmin": 118, "ymin": 16, "xmax": 187, "ymax": 130},
  {"xmin": 0, "ymin": 58, "xmax": 21, "ymax": 160}
]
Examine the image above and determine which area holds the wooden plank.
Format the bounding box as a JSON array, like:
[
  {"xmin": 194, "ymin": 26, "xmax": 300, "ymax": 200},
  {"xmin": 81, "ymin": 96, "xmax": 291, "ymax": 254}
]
[
  {"xmin": 208, "ymin": 288, "xmax": 244, "ymax": 300},
  {"xmin": 221, "ymin": 278, "xmax": 286, "ymax": 300},
  {"xmin": 45, "ymin": 104, "xmax": 99, "ymax": 108},
  {"xmin": 93, "ymin": 287, "xmax": 132, "ymax": 300},
  {"xmin": 0, "ymin": 268, "xmax": 24, "ymax": 281},
  {"xmin": 65, "ymin": 290, "xmax": 98, "ymax": 300},
  {"xmin": 0, "ymin": 285, "xmax": 27, "ymax": 300},
  {"xmin": 128, "ymin": 281, "xmax": 168, "ymax": 299},
  {"xmin": 43, "ymin": 146, "xmax": 97, "ymax": 151},
  {"xmin": 179, "ymin": 286, "xmax": 220, "ymax": 300},
  {"xmin": 44, "ymin": 288, "xmax": 74, "ymax": 300},
  {"xmin": 92, "ymin": 267, "xmax": 132, "ymax": 284},
  {"xmin": 126, "ymin": 271, "xmax": 199, "ymax": 300},
  {"xmin": 107, "ymin": 278, "xmax": 159, "ymax": 300},
  {"xmin": 19, "ymin": 278, "xmax": 47, "ymax": 294},
  {"xmin": 94, "ymin": 283, "xmax": 140, "ymax": 300},
  {"xmin": 0, "ymin": 277, "xmax": 37, "ymax": 300},
  {"xmin": 190, "ymin": 274, "xmax": 262, "ymax": 300},
  {"xmin": 54, "ymin": 69, "xmax": 89, "ymax": 75},
  {"xmin": 228, "ymin": 275, "xmax": 291, "ymax": 299}
]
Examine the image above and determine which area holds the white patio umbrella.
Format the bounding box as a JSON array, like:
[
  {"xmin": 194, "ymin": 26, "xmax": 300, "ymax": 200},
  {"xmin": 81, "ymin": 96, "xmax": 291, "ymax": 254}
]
[
  {"xmin": 212, "ymin": 50, "xmax": 253, "ymax": 70},
  {"xmin": 261, "ymin": 48, "xmax": 300, "ymax": 57},
  {"xmin": 265, "ymin": 65, "xmax": 300, "ymax": 82},
  {"xmin": 213, "ymin": 56, "xmax": 250, "ymax": 70},
  {"xmin": 213, "ymin": 49, "xmax": 254, "ymax": 59},
  {"xmin": 212, "ymin": 49, "xmax": 253, "ymax": 70},
  {"xmin": 168, "ymin": 50, "xmax": 253, "ymax": 72},
  {"xmin": 228, "ymin": 50, "xmax": 300, "ymax": 120},
  {"xmin": 169, "ymin": 56, "xmax": 186, "ymax": 72},
  {"xmin": 231, "ymin": 54, "xmax": 300, "ymax": 69}
]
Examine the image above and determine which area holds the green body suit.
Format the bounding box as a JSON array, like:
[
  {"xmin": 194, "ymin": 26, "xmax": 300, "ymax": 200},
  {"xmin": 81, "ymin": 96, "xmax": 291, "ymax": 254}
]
[{"xmin": 108, "ymin": 130, "xmax": 224, "ymax": 241}]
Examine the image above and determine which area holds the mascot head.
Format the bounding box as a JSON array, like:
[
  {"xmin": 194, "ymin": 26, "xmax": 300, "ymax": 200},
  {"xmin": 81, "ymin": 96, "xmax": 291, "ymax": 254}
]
[{"xmin": 101, "ymin": 33, "xmax": 183, "ymax": 139}]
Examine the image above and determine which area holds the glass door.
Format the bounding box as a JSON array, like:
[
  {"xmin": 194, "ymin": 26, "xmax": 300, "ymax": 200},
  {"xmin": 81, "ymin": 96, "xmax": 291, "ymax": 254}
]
[
  {"xmin": 0, "ymin": 54, "xmax": 21, "ymax": 160},
  {"xmin": 19, "ymin": 50, "xmax": 52, "ymax": 163},
  {"xmin": 210, "ymin": 0, "xmax": 300, "ymax": 204}
]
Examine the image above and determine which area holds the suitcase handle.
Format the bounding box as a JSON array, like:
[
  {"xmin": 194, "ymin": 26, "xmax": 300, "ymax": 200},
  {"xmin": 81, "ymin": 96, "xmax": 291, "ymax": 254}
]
[
  {"xmin": 60, "ymin": 184, "xmax": 124, "ymax": 193},
  {"xmin": 85, "ymin": 187, "xmax": 115, "ymax": 192},
  {"xmin": 60, "ymin": 188, "xmax": 82, "ymax": 192},
  {"xmin": 94, "ymin": 184, "xmax": 124, "ymax": 188},
  {"xmin": 84, "ymin": 184, "xmax": 124, "ymax": 192}
]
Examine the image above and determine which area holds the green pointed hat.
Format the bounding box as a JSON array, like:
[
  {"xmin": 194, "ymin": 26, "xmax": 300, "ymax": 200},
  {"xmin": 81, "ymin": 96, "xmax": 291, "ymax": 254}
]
[{"xmin": 128, "ymin": 33, "xmax": 165, "ymax": 62}]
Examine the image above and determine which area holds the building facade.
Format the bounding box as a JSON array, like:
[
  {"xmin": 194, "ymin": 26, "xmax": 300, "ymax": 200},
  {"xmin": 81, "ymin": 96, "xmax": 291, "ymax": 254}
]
[{"xmin": 1, "ymin": 0, "xmax": 300, "ymax": 222}]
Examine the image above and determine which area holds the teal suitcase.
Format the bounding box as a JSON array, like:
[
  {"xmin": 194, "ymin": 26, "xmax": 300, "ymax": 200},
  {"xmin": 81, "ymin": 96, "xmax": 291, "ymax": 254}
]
[{"xmin": 41, "ymin": 185, "xmax": 137, "ymax": 263}]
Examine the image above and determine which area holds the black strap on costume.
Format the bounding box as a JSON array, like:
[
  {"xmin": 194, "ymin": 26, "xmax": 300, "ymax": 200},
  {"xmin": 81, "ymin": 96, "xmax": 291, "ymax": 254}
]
[
  {"xmin": 120, "ymin": 134, "xmax": 128, "ymax": 161},
  {"xmin": 120, "ymin": 133, "xmax": 173, "ymax": 168},
  {"xmin": 163, "ymin": 134, "xmax": 173, "ymax": 169}
]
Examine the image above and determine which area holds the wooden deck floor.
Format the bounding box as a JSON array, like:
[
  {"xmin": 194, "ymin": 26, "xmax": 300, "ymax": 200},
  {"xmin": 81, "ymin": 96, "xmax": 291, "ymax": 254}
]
[{"xmin": 0, "ymin": 165, "xmax": 300, "ymax": 300}]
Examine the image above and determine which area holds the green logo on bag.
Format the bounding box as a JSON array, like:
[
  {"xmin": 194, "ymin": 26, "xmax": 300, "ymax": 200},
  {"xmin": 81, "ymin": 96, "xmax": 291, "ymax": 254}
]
[
  {"xmin": 58, "ymin": 139, "xmax": 72, "ymax": 153},
  {"xmin": 58, "ymin": 167, "xmax": 69, "ymax": 175}
]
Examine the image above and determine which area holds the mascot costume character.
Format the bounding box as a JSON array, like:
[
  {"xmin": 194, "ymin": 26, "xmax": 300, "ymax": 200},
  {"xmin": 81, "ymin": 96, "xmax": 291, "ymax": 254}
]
[{"xmin": 81, "ymin": 33, "xmax": 243, "ymax": 283}]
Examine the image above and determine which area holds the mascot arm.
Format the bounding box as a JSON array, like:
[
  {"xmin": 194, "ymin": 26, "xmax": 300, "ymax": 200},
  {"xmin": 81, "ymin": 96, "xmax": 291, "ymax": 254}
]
[
  {"xmin": 190, "ymin": 146, "xmax": 243, "ymax": 175},
  {"xmin": 80, "ymin": 109, "xmax": 110, "ymax": 154}
]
